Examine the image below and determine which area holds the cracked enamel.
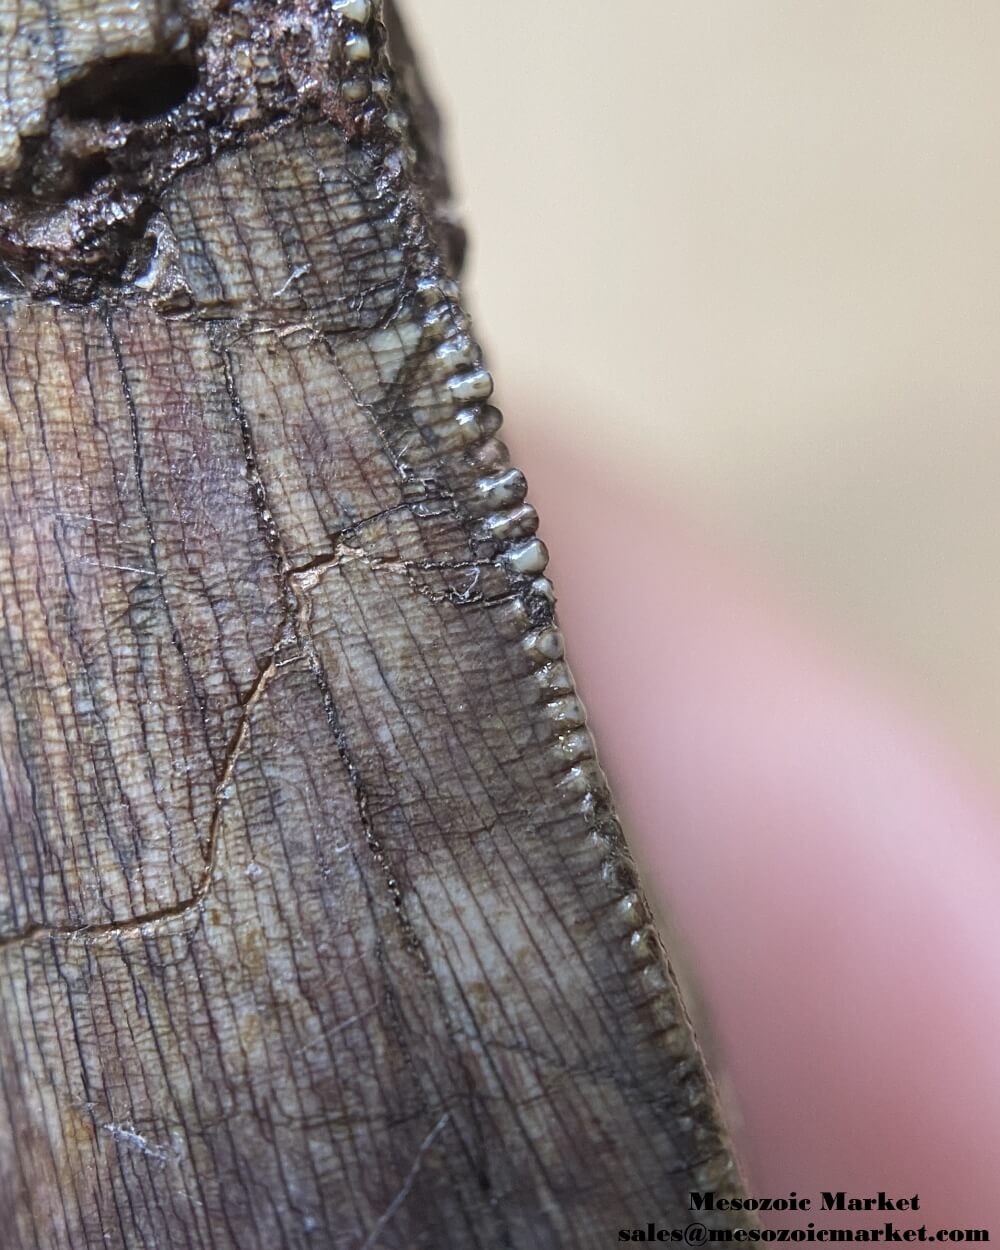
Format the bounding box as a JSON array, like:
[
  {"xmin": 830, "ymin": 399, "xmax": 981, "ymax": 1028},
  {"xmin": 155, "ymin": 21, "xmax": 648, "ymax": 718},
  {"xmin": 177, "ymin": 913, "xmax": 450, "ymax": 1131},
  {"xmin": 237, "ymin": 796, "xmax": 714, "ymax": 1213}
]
[{"xmin": 0, "ymin": 0, "xmax": 750, "ymax": 1244}]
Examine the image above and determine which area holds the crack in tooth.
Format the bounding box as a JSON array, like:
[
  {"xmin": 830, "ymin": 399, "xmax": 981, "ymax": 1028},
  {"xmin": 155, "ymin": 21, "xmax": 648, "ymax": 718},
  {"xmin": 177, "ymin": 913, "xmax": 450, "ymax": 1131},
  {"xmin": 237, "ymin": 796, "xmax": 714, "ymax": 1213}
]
[
  {"xmin": 0, "ymin": 1, "xmax": 677, "ymax": 1009},
  {"xmin": 290, "ymin": 546, "xmax": 494, "ymax": 609},
  {"xmin": 0, "ymin": 636, "xmax": 285, "ymax": 952}
]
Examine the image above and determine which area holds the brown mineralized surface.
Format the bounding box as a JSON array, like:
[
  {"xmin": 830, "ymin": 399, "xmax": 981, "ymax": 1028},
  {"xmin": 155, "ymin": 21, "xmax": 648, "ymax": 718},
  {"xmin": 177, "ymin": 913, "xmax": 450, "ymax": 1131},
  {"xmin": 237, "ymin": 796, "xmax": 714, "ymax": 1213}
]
[{"xmin": 0, "ymin": 2, "xmax": 750, "ymax": 1245}]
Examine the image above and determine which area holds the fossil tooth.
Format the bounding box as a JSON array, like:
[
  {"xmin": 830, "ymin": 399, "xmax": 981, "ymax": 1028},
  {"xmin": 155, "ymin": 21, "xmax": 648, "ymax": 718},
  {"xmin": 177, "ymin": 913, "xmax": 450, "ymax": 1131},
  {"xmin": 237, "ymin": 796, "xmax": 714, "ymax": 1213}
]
[{"xmin": 0, "ymin": 0, "xmax": 751, "ymax": 1245}]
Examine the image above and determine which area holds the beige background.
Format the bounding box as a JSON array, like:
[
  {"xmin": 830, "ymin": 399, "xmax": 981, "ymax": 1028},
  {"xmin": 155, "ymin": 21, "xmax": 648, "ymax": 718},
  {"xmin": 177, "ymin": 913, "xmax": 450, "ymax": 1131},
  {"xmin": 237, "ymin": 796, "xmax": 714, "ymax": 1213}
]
[{"xmin": 399, "ymin": 1, "xmax": 1000, "ymax": 779}]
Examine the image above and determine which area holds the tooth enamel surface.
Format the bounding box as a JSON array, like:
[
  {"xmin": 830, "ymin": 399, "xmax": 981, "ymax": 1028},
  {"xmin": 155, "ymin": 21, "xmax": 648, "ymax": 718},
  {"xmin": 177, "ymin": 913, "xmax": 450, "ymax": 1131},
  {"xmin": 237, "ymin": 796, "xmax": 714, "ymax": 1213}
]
[
  {"xmin": 536, "ymin": 661, "xmax": 574, "ymax": 696},
  {"xmin": 616, "ymin": 892, "xmax": 640, "ymax": 922},
  {"xmin": 332, "ymin": 0, "xmax": 370, "ymax": 19},
  {"xmin": 435, "ymin": 338, "xmax": 477, "ymax": 369},
  {"xmin": 447, "ymin": 368, "xmax": 493, "ymax": 401},
  {"xmin": 555, "ymin": 730, "xmax": 595, "ymax": 765},
  {"xmin": 481, "ymin": 504, "xmax": 539, "ymax": 542},
  {"xmin": 503, "ymin": 538, "xmax": 549, "ymax": 575},
  {"xmin": 452, "ymin": 408, "xmax": 484, "ymax": 443},
  {"xmin": 547, "ymin": 696, "xmax": 586, "ymax": 728},
  {"xmin": 530, "ymin": 575, "xmax": 556, "ymax": 603},
  {"xmin": 558, "ymin": 762, "xmax": 606, "ymax": 799},
  {"xmin": 523, "ymin": 627, "xmax": 564, "ymax": 663},
  {"xmin": 422, "ymin": 305, "xmax": 454, "ymax": 339},
  {"xmin": 474, "ymin": 467, "xmax": 527, "ymax": 511},
  {"xmin": 344, "ymin": 31, "xmax": 371, "ymax": 60},
  {"xmin": 0, "ymin": 0, "xmax": 751, "ymax": 1232}
]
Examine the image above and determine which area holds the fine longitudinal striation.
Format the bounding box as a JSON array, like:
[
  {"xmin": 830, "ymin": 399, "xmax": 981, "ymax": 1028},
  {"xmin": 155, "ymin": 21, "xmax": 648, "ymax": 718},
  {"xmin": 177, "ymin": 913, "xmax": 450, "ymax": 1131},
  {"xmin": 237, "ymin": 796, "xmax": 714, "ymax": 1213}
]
[{"xmin": 0, "ymin": 2, "xmax": 752, "ymax": 1246}]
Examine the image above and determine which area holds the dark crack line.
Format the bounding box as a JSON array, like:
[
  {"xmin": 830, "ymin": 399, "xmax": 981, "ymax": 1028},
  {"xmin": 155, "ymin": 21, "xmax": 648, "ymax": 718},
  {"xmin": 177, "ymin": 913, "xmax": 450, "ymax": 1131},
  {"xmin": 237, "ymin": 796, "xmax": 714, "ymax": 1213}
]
[
  {"xmin": 211, "ymin": 327, "xmax": 435, "ymax": 971},
  {"xmin": 0, "ymin": 319, "xmax": 502, "ymax": 956},
  {"xmin": 357, "ymin": 1112, "xmax": 452, "ymax": 1250},
  {"xmin": 0, "ymin": 631, "xmax": 284, "ymax": 952},
  {"xmin": 290, "ymin": 546, "xmax": 497, "ymax": 609}
]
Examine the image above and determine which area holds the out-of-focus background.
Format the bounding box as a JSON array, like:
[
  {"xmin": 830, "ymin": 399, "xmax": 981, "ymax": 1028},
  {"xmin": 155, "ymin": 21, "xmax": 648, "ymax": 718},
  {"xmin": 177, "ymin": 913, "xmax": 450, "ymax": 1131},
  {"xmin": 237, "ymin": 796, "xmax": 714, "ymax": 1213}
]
[{"xmin": 399, "ymin": 0, "xmax": 1000, "ymax": 782}]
